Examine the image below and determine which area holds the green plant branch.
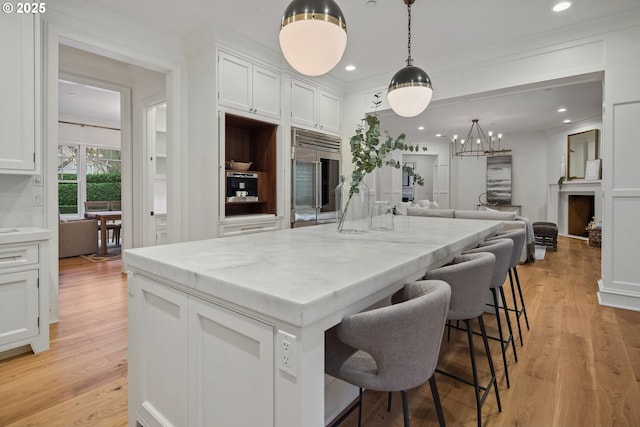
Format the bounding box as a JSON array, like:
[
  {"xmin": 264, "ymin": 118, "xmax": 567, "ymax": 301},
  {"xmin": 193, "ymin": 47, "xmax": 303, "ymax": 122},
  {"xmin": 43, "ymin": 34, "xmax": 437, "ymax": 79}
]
[{"xmin": 348, "ymin": 114, "xmax": 427, "ymax": 196}]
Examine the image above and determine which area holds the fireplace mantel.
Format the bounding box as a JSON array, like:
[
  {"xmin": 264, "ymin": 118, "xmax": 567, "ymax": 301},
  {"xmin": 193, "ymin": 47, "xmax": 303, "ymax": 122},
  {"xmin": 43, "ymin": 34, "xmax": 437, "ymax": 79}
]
[
  {"xmin": 559, "ymin": 180, "xmax": 602, "ymax": 192},
  {"xmin": 548, "ymin": 180, "xmax": 603, "ymax": 236}
]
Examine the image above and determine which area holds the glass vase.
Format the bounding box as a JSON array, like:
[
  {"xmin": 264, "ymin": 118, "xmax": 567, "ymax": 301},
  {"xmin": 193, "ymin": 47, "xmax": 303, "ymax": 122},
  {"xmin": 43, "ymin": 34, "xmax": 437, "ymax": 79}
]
[
  {"xmin": 369, "ymin": 200, "xmax": 394, "ymax": 231},
  {"xmin": 336, "ymin": 175, "xmax": 370, "ymax": 233}
]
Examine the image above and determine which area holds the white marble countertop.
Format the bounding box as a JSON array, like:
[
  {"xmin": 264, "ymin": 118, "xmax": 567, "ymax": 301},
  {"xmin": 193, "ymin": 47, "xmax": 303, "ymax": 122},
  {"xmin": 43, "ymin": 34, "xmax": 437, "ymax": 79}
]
[
  {"xmin": 124, "ymin": 216, "xmax": 501, "ymax": 327},
  {"xmin": 0, "ymin": 227, "xmax": 51, "ymax": 245}
]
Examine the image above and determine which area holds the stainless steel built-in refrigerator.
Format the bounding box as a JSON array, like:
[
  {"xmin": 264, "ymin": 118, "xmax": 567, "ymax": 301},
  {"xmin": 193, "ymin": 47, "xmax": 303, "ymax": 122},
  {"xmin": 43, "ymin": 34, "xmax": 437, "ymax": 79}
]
[{"xmin": 291, "ymin": 128, "xmax": 342, "ymax": 228}]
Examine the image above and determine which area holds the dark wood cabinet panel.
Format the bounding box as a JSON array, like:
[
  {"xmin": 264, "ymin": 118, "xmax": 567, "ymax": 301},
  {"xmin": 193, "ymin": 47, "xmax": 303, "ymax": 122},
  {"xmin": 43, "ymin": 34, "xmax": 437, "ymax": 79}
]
[{"xmin": 224, "ymin": 114, "xmax": 277, "ymax": 217}]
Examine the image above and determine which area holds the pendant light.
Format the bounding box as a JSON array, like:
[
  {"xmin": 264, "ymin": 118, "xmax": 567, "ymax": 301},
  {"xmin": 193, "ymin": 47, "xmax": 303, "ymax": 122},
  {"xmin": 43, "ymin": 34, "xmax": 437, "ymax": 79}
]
[
  {"xmin": 279, "ymin": 0, "xmax": 347, "ymax": 76},
  {"xmin": 387, "ymin": 0, "xmax": 432, "ymax": 117}
]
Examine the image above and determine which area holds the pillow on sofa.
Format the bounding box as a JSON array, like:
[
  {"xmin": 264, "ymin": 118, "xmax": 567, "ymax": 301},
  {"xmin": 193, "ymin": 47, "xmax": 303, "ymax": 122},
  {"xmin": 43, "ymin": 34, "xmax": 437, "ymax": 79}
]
[
  {"xmin": 394, "ymin": 201, "xmax": 414, "ymax": 215},
  {"xmin": 416, "ymin": 199, "xmax": 431, "ymax": 207},
  {"xmin": 407, "ymin": 206, "xmax": 455, "ymax": 218},
  {"xmin": 455, "ymin": 209, "xmax": 517, "ymax": 221}
]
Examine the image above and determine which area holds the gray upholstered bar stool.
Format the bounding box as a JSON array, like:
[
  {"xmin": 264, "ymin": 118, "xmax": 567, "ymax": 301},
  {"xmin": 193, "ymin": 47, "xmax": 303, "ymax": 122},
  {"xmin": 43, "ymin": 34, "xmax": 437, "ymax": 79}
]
[
  {"xmin": 463, "ymin": 238, "xmax": 518, "ymax": 388},
  {"xmin": 487, "ymin": 228, "xmax": 529, "ymax": 346},
  {"xmin": 325, "ymin": 280, "xmax": 451, "ymax": 427},
  {"xmin": 425, "ymin": 252, "xmax": 501, "ymax": 427}
]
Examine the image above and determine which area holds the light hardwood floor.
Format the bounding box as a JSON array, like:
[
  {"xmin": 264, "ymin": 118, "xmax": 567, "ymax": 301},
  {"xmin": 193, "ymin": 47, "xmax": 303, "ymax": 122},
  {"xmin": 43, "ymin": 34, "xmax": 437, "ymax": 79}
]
[
  {"xmin": 0, "ymin": 237, "xmax": 638, "ymax": 426},
  {"xmin": 0, "ymin": 256, "xmax": 128, "ymax": 427}
]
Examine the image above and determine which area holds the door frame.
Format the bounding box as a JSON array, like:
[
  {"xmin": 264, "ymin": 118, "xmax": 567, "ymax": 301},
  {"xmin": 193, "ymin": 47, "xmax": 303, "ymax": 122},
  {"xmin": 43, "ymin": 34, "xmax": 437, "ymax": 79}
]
[
  {"xmin": 143, "ymin": 99, "xmax": 168, "ymax": 247},
  {"xmin": 43, "ymin": 21, "xmax": 185, "ymax": 323}
]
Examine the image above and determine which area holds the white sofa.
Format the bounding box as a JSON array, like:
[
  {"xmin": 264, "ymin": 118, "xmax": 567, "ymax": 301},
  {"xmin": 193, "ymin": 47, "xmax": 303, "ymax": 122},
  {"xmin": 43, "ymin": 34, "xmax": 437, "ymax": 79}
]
[{"xmin": 400, "ymin": 205, "xmax": 532, "ymax": 263}]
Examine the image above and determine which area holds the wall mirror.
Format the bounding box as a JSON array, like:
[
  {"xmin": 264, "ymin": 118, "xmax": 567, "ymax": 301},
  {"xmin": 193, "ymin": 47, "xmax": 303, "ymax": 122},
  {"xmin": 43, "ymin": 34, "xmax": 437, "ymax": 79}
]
[{"xmin": 567, "ymin": 129, "xmax": 599, "ymax": 180}]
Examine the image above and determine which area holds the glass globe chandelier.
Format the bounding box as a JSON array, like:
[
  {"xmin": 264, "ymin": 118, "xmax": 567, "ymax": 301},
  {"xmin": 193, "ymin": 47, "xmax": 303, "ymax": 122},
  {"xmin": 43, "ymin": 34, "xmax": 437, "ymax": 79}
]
[
  {"xmin": 387, "ymin": 0, "xmax": 433, "ymax": 118},
  {"xmin": 279, "ymin": 0, "xmax": 347, "ymax": 76}
]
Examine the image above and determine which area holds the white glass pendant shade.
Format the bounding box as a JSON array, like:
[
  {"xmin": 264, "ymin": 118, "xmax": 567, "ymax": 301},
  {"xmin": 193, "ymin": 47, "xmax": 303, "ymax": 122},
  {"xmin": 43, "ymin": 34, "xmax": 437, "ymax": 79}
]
[
  {"xmin": 280, "ymin": 0, "xmax": 347, "ymax": 76},
  {"xmin": 387, "ymin": 65, "xmax": 433, "ymax": 117}
]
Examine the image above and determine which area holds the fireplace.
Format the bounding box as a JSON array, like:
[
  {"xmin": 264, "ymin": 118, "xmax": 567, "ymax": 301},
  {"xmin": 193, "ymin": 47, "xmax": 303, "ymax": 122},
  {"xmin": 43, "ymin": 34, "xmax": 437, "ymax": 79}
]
[
  {"xmin": 547, "ymin": 180, "xmax": 602, "ymax": 236},
  {"xmin": 568, "ymin": 195, "xmax": 594, "ymax": 236}
]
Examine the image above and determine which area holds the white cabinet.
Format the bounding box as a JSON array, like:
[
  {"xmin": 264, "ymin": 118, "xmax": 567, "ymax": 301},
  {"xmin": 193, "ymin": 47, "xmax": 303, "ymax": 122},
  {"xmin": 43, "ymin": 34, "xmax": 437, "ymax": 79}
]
[
  {"xmin": 0, "ymin": 229, "xmax": 50, "ymax": 358},
  {"xmin": 133, "ymin": 275, "xmax": 189, "ymax": 427},
  {"xmin": 129, "ymin": 273, "xmax": 274, "ymax": 427},
  {"xmin": 218, "ymin": 51, "xmax": 281, "ymax": 121},
  {"xmin": 188, "ymin": 296, "xmax": 274, "ymax": 426},
  {"xmin": 0, "ymin": 270, "xmax": 39, "ymax": 348},
  {"xmin": 155, "ymin": 214, "xmax": 168, "ymax": 245},
  {"xmin": 219, "ymin": 215, "xmax": 281, "ymax": 237},
  {"xmin": 0, "ymin": 14, "xmax": 38, "ymax": 174},
  {"xmin": 291, "ymin": 79, "xmax": 341, "ymax": 135}
]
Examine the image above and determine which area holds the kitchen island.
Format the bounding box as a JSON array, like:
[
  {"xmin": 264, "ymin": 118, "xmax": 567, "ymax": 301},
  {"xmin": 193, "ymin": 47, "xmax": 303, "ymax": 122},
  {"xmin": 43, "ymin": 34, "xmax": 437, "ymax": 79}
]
[{"xmin": 124, "ymin": 216, "xmax": 502, "ymax": 427}]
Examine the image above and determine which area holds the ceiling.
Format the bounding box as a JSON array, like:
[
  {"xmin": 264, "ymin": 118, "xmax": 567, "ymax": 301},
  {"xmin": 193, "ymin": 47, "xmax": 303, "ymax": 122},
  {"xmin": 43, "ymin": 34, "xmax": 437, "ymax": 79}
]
[
  {"xmin": 63, "ymin": 0, "xmax": 638, "ymax": 140},
  {"xmin": 59, "ymin": 80, "xmax": 121, "ymax": 127},
  {"xmin": 379, "ymin": 77, "xmax": 603, "ymax": 141}
]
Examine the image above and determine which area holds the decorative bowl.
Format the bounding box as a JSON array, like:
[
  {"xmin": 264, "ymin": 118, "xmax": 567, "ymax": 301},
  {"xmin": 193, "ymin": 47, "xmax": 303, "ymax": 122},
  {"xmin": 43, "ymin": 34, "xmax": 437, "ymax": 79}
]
[{"xmin": 228, "ymin": 161, "xmax": 252, "ymax": 171}]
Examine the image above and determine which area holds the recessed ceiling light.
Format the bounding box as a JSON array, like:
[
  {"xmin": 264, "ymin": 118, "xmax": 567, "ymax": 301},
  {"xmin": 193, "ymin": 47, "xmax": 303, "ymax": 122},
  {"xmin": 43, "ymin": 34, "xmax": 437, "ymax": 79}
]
[
  {"xmin": 563, "ymin": 119, "xmax": 572, "ymax": 124},
  {"xmin": 553, "ymin": 1, "xmax": 572, "ymax": 12},
  {"xmin": 345, "ymin": 65, "xmax": 356, "ymax": 71},
  {"xmin": 418, "ymin": 126, "xmax": 424, "ymax": 130},
  {"xmin": 435, "ymin": 133, "xmax": 441, "ymax": 137},
  {"xmin": 557, "ymin": 107, "xmax": 567, "ymax": 112}
]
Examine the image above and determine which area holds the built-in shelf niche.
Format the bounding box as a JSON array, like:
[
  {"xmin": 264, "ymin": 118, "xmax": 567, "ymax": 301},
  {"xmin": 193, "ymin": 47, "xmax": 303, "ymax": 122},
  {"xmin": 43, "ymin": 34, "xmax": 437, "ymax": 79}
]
[{"xmin": 224, "ymin": 114, "xmax": 277, "ymax": 216}]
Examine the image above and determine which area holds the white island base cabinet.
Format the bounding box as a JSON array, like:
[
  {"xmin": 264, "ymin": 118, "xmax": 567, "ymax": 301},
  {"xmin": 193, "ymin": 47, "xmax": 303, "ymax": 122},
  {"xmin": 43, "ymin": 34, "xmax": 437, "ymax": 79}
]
[
  {"xmin": 125, "ymin": 217, "xmax": 502, "ymax": 426},
  {"xmin": 129, "ymin": 274, "xmax": 274, "ymax": 427}
]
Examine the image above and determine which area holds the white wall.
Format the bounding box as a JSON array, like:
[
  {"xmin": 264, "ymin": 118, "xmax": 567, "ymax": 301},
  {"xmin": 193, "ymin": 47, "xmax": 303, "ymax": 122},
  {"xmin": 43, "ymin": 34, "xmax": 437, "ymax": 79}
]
[
  {"xmin": 0, "ymin": 175, "xmax": 37, "ymax": 227},
  {"xmin": 186, "ymin": 46, "xmax": 218, "ymax": 240},
  {"xmin": 510, "ymin": 132, "xmax": 549, "ymax": 220},
  {"xmin": 599, "ymin": 25, "xmax": 640, "ymax": 311}
]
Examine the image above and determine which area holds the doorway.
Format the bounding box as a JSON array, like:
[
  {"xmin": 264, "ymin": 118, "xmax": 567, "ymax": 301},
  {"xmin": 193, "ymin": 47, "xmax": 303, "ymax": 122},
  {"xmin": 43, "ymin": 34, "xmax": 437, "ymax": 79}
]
[
  {"xmin": 58, "ymin": 76, "xmax": 123, "ymax": 255},
  {"xmin": 48, "ymin": 40, "xmax": 171, "ymax": 322},
  {"xmin": 402, "ymin": 154, "xmax": 436, "ymax": 203}
]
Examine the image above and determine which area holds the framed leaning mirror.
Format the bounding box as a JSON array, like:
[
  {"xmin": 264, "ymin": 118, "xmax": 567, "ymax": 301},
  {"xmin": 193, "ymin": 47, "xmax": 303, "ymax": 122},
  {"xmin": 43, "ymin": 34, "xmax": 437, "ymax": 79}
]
[{"xmin": 567, "ymin": 129, "xmax": 599, "ymax": 180}]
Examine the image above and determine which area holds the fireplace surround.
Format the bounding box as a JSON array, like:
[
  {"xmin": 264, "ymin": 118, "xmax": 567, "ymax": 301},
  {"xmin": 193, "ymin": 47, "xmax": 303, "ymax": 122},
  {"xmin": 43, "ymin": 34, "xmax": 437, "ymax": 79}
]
[{"xmin": 547, "ymin": 180, "xmax": 602, "ymax": 237}]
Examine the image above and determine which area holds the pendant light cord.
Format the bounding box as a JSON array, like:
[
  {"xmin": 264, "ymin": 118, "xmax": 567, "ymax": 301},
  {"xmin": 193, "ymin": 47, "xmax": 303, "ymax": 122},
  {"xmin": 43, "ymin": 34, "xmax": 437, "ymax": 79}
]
[{"xmin": 406, "ymin": 2, "xmax": 413, "ymax": 66}]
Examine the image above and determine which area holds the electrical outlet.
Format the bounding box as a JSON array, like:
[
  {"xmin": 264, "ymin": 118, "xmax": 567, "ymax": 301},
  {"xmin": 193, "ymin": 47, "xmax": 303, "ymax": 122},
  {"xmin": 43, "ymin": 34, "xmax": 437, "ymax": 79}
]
[{"xmin": 278, "ymin": 330, "xmax": 297, "ymax": 377}]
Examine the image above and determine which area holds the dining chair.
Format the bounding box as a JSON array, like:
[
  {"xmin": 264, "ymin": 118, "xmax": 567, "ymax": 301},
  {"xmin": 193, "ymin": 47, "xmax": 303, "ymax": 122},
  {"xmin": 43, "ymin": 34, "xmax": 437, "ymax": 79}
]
[
  {"xmin": 108, "ymin": 200, "xmax": 122, "ymax": 244},
  {"xmin": 325, "ymin": 280, "xmax": 451, "ymax": 427},
  {"xmin": 84, "ymin": 201, "xmax": 119, "ymax": 245},
  {"xmin": 84, "ymin": 201, "xmax": 109, "ymax": 211}
]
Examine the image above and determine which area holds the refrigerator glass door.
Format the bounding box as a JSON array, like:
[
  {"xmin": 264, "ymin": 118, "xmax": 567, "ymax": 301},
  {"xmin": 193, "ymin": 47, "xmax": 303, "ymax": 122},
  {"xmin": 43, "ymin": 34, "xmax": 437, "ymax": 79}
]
[
  {"xmin": 293, "ymin": 148, "xmax": 318, "ymax": 226},
  {"xmin": 317, "ymin": 154, "xmax": 341, "ymax": 223}
]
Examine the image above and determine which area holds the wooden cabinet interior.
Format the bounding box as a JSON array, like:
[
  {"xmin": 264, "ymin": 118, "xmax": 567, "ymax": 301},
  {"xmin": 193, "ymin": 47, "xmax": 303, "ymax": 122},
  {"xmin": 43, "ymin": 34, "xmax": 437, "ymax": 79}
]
[{"xmin": 225, "ymin": 114, "xmax": 277, "ymax": 216}]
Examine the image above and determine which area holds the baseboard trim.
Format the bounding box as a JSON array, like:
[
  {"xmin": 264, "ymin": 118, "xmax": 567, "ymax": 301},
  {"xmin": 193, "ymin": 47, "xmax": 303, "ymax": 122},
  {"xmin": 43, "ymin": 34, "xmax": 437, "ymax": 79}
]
[{"xmin": 597, "ymin": 279, "xmax": 640, "ymax": 312}]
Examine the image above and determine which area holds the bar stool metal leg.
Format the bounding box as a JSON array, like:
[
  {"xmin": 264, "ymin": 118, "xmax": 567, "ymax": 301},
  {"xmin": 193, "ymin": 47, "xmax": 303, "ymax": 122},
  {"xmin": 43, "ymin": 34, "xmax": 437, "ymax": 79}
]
[
  {"xmin": 514, "ymin": 267, "xmax": 530, "ymax": 330},
  {"xmin": 490, "ymin": 288, "xmax": 516, "ymax": 388},
  {"xmin": 428, "ymin": 376, "xmax": 446, "ymax": 427}
]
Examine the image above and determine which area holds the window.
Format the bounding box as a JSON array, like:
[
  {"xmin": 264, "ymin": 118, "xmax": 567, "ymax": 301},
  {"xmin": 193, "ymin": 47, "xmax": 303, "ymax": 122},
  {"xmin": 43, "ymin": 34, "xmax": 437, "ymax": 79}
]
[
  {"xmin": 58, "ymin": 145, "xmax": 78, "ymax": 215},
  {"xmin": 58, "ymin": 144, "xmax": 121, "ymax": 218}
]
